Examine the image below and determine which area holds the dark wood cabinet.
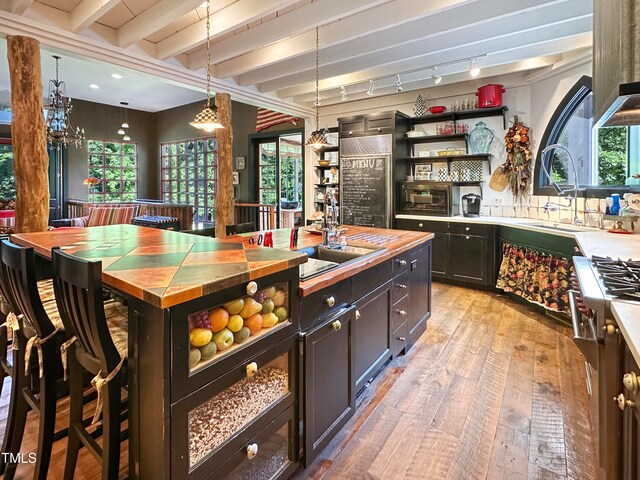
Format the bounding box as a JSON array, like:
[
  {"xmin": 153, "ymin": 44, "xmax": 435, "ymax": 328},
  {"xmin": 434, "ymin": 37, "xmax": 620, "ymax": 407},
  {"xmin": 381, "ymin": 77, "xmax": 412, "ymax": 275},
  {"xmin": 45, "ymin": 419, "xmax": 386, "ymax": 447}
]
[
  {"xmin": 302, "ymin": 307, "xmax": 355, "ymax": 466},
  {"xmin": 619, "ymin": 344, "xmax": 640, "ymax": 480},
  {"xmin": 396, "ymin": 218, "xmax": 495, "ymax": 286},
  {"xmin": 353, "ymin": 282, "xmax": 392, "ymax": 393},
  {"xmin": 407, "ymin": 243, "xmax": 431, "ymax": 347}
]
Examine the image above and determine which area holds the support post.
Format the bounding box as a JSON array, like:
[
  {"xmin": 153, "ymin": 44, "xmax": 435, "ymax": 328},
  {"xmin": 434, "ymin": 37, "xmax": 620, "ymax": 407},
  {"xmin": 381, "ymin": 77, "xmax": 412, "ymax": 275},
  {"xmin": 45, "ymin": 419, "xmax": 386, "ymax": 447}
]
[
  {"xmin": 7, "ymin": 36, "xmax": 50, "ymax": 233},
  {"xmin": 215, "ymin": 93, "xmax": 233, "ymax": 238}
]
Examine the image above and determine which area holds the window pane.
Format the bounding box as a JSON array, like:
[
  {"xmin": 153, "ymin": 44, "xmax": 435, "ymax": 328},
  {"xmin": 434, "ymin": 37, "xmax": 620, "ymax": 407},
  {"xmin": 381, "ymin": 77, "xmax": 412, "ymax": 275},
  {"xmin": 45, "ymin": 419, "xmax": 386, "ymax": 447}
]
[
  {"xmin": 123, "ymin": 144, "xmax": 136, "ymax": 155},
  {"xmin": 597, "ymin": 127, "xmax": 628, "ymax": 186},
  {"xmin": 88, "ymin": 140, "xmax": 103, "ymax": 153},
  {"xmin": 89, "ymin": 155, "xmax": 103, "ymax": 166},
  {"xmin": 106, "ymin": 155, "xmax": 120, "ymax": 167},
  {"xmin": 105, "ymin": 142, "xmax": 120, "ymax": 154},
  {"xmin": 122, "ymin": 156, "xmax": 135, "ymax": 168}
]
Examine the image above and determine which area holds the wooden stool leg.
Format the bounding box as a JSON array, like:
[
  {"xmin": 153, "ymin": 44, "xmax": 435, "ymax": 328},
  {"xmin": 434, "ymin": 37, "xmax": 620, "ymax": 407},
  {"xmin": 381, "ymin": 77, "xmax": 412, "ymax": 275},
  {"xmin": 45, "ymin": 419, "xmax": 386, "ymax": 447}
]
[
  {"xmin": 101, "ymin": 377, "xmax": 122, "ymax": 480},
  {"xmin": 3, "ymin": 372, "xmax": 29, "ymax": 480},
  {"xmin": 32, "ymin": 344, "xmax": 57, "ymax": 480},
  {"xmin": 0, "ymin": 343, "xmax": 21, "ymax": 476},
  {"xmin": 0, "ymin": 325, "xmax": 8, "ymax": 399},
  {"xmin": 63, "ymin": 355, "xmax": 83, "ymax": 480}
]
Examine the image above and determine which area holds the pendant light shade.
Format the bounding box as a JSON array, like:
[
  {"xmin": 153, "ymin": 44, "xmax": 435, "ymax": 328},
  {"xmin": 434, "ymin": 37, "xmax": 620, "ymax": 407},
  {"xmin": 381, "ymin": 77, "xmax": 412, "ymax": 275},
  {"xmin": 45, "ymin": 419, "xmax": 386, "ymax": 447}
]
[
  {"xmin": 191, "ymin": 0, "xmax": 224, "ymax": 132},
  {"xmin": 117, "ymin": 127, "xmax": 125, "ymax": 135},
  {"xmin": 306, "ymin": 27, "xmax": 330, "ymax": 149}
]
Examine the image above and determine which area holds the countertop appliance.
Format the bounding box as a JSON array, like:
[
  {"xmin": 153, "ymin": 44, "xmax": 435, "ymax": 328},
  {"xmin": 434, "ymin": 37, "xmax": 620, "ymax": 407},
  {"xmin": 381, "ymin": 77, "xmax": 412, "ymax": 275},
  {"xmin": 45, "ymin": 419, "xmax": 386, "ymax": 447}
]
[
  {"xmin": 399, "ymin": 181, "xmax": 458, "ymax": 216},
  {"xmin": 461, "ymin": 193, "xmax": 481, "ymax": 217},
  {"xmin": 570, "ymin": 255, "xmax": 640, "ymax": 480}
]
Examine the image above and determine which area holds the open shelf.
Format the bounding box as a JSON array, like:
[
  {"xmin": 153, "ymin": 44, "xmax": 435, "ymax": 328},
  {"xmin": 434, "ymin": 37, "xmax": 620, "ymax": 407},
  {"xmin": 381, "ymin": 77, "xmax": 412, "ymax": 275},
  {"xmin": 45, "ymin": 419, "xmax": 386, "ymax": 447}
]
[
  {"xmin": 315, "ymin": 164, "xmax": 339, "ymax": 170},
  {"xmin": 314, "ymin": 183, "xmax": 339, "ymax": 187},
  {"xmin": 404, "ymin": 153, "xmax": 490, "ymax": 161},
  {"xmin": 316, "ymin": 145, "xmax": 339, "ymax": 152},
  {"xmin": 410, "ymin": 106, "xmax": 509, "ymax": 128},
  {"xmin": 407, "ymin": 133, "xmax": 468, "ymax": 144}
]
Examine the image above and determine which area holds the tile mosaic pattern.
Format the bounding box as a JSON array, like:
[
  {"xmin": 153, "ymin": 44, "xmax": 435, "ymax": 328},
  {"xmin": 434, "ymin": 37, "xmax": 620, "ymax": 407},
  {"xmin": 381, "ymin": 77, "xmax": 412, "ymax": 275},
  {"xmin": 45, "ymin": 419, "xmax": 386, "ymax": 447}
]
[{"xmin": 11, "ymin": 225, "xmax": 307, "ymax": 309}]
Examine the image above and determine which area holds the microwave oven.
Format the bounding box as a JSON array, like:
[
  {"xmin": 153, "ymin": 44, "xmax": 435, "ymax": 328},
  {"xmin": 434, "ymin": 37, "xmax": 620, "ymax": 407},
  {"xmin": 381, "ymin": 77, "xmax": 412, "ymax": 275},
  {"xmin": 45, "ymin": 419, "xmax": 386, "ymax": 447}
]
[{"xmin": 399, "ymin": 181, "xmax": 459, "ymax": 216}]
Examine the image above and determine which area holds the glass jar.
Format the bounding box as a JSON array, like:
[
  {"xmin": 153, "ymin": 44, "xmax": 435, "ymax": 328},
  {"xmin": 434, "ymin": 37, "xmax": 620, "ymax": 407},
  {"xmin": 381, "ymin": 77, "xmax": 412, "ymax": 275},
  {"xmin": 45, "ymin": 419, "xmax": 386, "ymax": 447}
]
[{"xmin": 468, "ymin": 121, "xmax": 494, "ymax": 154}]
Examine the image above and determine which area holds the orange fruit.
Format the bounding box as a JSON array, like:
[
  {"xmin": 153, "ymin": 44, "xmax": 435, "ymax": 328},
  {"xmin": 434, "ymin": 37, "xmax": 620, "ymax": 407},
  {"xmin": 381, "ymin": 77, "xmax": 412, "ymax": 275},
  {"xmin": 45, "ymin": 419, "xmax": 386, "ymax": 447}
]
[
  {"xmin": 244, "ymin": 313, "xmax": 263, "ymax": 335},
  {"xmin": 208, "ymin": 308, "xmax": 229, "ymax": 332}
]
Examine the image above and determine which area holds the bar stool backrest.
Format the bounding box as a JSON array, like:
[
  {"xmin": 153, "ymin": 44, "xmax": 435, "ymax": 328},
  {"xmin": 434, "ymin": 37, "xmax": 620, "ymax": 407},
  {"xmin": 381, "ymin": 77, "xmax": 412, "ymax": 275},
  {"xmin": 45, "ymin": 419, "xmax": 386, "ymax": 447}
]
[
  {"xmin": 0, "ymin": 236, "xmax": 19, "ymax": 316},
  {"xmin": 226, "ymin": 222, "xmax": 256, "ymax": 235},
  {"xmin": 51, "ymin": 248, "xmax": 121, "ymax": 375},
  {"xmin": 0, "ymin": 239, "xmax": 53, "ymax": 339}
]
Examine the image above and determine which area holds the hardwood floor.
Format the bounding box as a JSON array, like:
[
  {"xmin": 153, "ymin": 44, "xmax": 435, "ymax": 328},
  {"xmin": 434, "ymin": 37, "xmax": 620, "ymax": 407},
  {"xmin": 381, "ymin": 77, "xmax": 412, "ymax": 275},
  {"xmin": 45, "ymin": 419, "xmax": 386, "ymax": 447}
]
[
  {"xmin": 0, "ymin": 283, "xmax": 597, "ymax": 479},
  {"xmin": 295, "ymin": 282, "xmax": 598, "ymax": 480}
]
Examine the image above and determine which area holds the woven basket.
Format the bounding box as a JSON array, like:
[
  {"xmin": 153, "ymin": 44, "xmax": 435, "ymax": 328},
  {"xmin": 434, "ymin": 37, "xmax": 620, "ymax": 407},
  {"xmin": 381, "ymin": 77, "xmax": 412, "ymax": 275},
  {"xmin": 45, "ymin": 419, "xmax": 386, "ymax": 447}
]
[{"xmin": 488, "ymin": 165, "xmax": 509, "ymax": 192}]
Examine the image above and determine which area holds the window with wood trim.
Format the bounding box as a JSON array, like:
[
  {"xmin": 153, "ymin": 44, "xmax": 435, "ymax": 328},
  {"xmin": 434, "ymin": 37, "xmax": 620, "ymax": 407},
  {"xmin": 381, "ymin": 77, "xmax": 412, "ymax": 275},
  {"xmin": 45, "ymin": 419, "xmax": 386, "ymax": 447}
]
[
  {"xmin": 161, "ymin": 138, "xmax": 218, "ymax": 224},
  {"xmin": 88, "ymin": 140, "xmax": 137, "ymax": 201}
]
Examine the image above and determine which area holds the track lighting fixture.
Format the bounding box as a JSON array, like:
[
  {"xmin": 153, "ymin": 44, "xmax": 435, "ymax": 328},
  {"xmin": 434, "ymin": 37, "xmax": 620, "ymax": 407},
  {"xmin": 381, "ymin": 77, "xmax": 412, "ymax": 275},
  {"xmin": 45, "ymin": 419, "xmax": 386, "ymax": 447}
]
[
  {"xmin": 340, "ymin": 86, "xmax": 348, "ymax": 102},
  {"xmin": 367, "ymin": 80, "xmax": 375, "ymax": 96},
  {"xmin": 431, "ymin": 66, "xmax": 442, "ymax": 85},
  {"xmin": 395, "ymin": 75, "xmax": 403, "ymax": 93},
  {"xmin": 469, "ymin": 58, "xmax": 480, "ymax": 77}
]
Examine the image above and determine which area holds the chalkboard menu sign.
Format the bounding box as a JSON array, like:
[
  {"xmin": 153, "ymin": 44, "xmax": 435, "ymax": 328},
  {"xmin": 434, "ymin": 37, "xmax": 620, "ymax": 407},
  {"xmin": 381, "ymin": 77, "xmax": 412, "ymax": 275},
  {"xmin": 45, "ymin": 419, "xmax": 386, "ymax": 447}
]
[{"xmin": 341, "ymin": 155, "xmax": 390, "ymax": 228}]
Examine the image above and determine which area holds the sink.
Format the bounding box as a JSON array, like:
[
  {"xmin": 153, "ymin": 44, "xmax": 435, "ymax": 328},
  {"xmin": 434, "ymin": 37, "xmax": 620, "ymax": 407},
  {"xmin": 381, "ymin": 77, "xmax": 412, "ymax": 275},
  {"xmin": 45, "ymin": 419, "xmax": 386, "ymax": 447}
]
[
  {"xmin": 528, "ymin": 224, "xmax": 584, "ymax": 233},
  {"xmin": 297, "ymin": 244, "xmax": 384, "ymax": 280}
]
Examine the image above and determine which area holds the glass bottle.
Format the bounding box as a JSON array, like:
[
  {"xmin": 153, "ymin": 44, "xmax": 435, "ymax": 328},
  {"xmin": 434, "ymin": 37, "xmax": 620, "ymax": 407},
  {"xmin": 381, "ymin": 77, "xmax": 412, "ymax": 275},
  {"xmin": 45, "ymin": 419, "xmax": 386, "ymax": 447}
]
[{"xmin": 468, "ymin": 121, "xmax": 494, "ymax": 154}]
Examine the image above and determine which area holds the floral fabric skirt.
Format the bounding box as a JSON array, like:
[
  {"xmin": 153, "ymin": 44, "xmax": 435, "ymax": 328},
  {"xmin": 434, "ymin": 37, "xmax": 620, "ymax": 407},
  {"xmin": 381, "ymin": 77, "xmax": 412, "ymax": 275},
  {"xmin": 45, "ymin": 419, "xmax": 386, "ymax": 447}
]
[{"xmin": 496, "ymin": 243, "xmax": 572, "ymax": 313}]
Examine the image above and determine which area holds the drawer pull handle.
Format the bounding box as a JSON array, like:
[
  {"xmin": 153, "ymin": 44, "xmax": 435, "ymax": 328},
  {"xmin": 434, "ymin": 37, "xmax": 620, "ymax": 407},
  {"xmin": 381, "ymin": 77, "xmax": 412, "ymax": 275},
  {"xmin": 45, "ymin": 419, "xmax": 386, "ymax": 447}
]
[
  {"xmin": 397, "ymin": 310, "xmax": 407, "ymax": 316},
  {"xmin": 418, "ymin": 223, "xmax": 424, "ymax": 228},
  {"xmin": 465, "ymin": 235, "xmax": 470, "ymax": 239},
  {"xmin": 614, "ymin": 393, "xmax": 635, "ymax": 411},
  {"xmin": 332, "ymin": 320, "xmax": 342, "ymax": 331},
  {"xmin": 397, "ymin": 336, "xmax": 406, "ymax": 342},
  {"xmin": 246, "ymin": 281, "xmax": 258, "ymax": 296},
  {"xmin": 325, "ymin": 296, "xmax": 335, "ymax": 307},
  {"xmin": 247, "ymin": 443, "xmax": 259, "ymax": 460},
  {"xmin": 465, "ymin": 227, "xmax": 470, "ymax": 231},
  {"xmin": 624, "ymin": 372, "xmax": 639, "ymax": 393},
  {"xmin": 246, "ymin": 362, "xmax": 258, "ymax": 378},
  {"xmin": 397, "ymin": 284, "xmax": 408, "ymax": 289},
  {"xmin": 603, "ymin": 323, "xmax": 619, "ymax": 335},
  {"xmin": 355, "ymin": 309, "xmax": 361, "ymax": 320},
  {"xmin": 398, "ymin": 259, "xmax": 407, "ymax": 267}
]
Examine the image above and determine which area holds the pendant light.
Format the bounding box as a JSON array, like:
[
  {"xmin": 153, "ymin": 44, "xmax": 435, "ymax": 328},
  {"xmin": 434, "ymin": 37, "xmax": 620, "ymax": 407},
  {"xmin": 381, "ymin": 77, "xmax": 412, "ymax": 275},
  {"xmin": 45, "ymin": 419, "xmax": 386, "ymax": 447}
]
[
  {"xmin": 190, "ymin": 0, "xmax": 223, "ymax": 132},
  {"xmin": 118, "ymin": 101, "xmax": 128, "ymax": 135},
  {"xmin": 305, "ymin": 27, "xmax": 330, "ymax": 149}
]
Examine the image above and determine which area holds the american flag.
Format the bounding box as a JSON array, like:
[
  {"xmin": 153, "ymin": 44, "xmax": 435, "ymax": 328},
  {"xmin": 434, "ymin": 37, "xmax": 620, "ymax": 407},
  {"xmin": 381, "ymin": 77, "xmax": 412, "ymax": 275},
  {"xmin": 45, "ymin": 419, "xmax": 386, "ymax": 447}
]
[{"xmin": 256, "ymin": 108, "xmax": 298, "ymax": 132}]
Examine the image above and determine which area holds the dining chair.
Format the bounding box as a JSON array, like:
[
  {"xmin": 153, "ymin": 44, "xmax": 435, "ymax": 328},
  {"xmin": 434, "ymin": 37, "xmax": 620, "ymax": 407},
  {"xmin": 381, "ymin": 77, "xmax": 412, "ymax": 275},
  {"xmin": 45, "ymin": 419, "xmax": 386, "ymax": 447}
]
[
  {"xmin": 51, "ymin": 247, "xmax": 128, "ymax": 480},
  {"xmin": 226, "ymin": 222, "xmax": 256, "ymax": 235}
]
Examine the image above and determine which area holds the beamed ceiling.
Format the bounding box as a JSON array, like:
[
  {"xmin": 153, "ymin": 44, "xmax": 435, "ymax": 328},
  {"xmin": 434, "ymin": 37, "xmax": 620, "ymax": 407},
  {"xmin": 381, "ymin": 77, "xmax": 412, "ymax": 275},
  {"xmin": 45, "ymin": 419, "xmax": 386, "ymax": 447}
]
[{"xmin": 0, "ymin": 0, "xmax": 593, "ymax": 116}]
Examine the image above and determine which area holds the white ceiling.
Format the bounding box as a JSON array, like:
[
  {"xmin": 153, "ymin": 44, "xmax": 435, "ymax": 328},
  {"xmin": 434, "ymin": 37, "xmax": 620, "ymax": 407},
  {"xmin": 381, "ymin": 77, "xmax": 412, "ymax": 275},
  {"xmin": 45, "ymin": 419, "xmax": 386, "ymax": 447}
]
[{"xmin": 0, "ymin": 0, "xmax": 594, "ymax": 115}]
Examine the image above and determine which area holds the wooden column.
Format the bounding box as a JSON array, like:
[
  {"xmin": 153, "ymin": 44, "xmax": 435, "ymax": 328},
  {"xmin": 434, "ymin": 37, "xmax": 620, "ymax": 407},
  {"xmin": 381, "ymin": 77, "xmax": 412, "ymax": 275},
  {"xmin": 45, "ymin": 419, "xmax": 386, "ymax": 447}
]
[
  {"xmin": 7, "ymin": 36, "xmax": 50, "ymax": 233},
  {"xmin": 215, "ymin": 93, "xmax": 233, "ymax": 238}
]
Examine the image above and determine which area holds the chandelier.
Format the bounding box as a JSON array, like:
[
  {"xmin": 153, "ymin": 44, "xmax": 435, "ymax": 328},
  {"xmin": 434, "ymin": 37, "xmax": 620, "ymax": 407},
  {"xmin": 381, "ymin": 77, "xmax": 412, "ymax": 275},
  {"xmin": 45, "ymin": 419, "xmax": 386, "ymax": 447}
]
[
  {"xmin": 46, "ymin": 55, "xmax": 85, "ymax": 148},
  {"xmin": 190, "ymin": 0, "xmax": 223, "ymax": 132},
  {"xmin": 305, "ymin": 27, "xmax": 330, "ymax": 149}
]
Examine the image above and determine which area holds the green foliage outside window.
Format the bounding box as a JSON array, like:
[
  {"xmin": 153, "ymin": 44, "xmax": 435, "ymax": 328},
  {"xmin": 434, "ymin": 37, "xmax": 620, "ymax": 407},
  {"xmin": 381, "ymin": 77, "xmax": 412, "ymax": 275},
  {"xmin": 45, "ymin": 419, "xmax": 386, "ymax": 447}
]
[
  {"xmin": 0, "ymin": 144, "xmax": 15, "ymax": 199},
  {"xmin": 87, "ymin": 140, "xmax": 137, "ymax": 201},
  {"xmin": 597, "ymin": 127, "xmax": 628, "ymax": 186}
]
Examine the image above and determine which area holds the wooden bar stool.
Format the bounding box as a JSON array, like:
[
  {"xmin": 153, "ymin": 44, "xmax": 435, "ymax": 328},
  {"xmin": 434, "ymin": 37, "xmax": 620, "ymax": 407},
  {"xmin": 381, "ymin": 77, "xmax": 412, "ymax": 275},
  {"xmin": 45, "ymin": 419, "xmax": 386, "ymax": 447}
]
[
  {"xmin": 0, "ymin": 239, "xmax": 67, "ymax": 480},
  {"xmin": 226, "ymin": 221, "xmax": 256, "ymax": 235},
  {"xmin": 51, "ymin": 248, "xmax": 128, "ymax": 480}
]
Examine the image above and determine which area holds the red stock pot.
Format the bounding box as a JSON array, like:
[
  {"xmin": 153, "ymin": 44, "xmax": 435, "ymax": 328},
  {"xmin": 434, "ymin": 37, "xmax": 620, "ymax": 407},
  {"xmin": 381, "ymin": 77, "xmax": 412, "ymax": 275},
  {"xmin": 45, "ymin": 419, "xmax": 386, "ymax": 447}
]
[{"xmin": 476, "ymin": 84, "xmax": 505, "ymax": 108}]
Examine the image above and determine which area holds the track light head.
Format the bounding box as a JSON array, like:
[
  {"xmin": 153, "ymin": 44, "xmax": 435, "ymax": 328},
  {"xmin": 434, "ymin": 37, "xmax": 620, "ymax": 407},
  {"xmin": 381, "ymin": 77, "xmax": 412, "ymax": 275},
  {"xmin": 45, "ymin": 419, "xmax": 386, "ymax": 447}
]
[
  {"xmin": 340, "ymin": 86, "xmax": 348, "ymax": 102},
  {"xmin": 367, "ymin": 80, "xmax": 375, "ymax": 96},
  {"xmin": 395, "ymin": 74, "xmax": 403, "ymax": 93},
  {"xmin": 431, "ymin": 66, "xmax": 442, "ymax": 85},
  {"xmin": 469, "ymin": 58, "xmax": 480, "ymax": 77}
]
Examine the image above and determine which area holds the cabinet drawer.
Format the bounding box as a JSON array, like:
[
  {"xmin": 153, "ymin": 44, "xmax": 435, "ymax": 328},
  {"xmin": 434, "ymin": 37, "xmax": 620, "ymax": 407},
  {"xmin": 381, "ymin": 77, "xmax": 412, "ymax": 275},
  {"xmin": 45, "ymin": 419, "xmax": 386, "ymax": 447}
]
[
  {"xmin": 391, "ymin": 321, "xmax": 408, "ymax": 358},
  {"xmin": 365, "ymin": 113, "xmax": 394, "ymax": 133},
  {"xmin": 392, "ymin": 252, "xmax": 410, "ymax": 275},
  {"xmin": 352, "ymin": 261, "xmax": 392, "ymax": 301},
  {"xmin": 171, "ymin": 269, "xmax": 299, "ymax": 401},
  {"xmin": 450, "ymin": 223, "xmax": 488, "ymax": 236},
  {"xmin": 205, "ymin": 404, "xmax": 298, "ymax": 480},
  {"xmin": 392, "ymin": 270, "xmax": 409, "ymax": 304},
  {"xmin": 171, "ymin": 334, "xmax": 298, "ymax": 480},
  {"xmin": 338, "ymin": 117, "xmax": 364, "ymax": 136},
  {"xmin": 391, "ymin": 295, "xmax": 409, "ymax": 331},
  {"xmin": 396, "ymin": 218, "xmax": 448, "ymax": 233},
  {"xmin": 300, "ymin": 278, "xmax": 351, "ymax": 331}
]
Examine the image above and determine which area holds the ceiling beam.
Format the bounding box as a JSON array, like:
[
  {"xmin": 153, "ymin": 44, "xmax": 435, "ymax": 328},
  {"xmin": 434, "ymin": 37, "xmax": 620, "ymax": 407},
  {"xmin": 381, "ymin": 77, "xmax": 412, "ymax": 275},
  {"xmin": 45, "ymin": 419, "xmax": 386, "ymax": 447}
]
[
  {"xmin": 117, "ymin": 0, "xmax": 212, "ymax": 48},
  {"xmin": 10, "ymin": 0, "xmax": 32, "ymax": 14},
  {"xmin": 263, "ymin": 13, "xmax": 592, "ymax": 95},
  {"xmin": 190, "ymin": 0, "xmax": 397, "ymax": 70},
  {"xmin": 70, "ymin": 0, "xmax": 121, "ymax": 32},
  {"xmin": 209, "ymin": 0, "xmax": 466, "ymax": 77},
  {"xmin": 241, "ymin": 0, "xmax": 592, "ymax": 88},
  {"xmin": 155, "ymin": 0, "xmax": 301, "ymax": 60}
]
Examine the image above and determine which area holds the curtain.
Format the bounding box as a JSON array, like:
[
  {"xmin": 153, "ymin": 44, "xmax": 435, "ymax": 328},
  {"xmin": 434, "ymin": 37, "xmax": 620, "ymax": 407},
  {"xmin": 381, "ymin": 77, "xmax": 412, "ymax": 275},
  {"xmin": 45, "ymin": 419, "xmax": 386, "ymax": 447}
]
[{"xmin": 496, "ymin": 243, "xmax": 573, "ymax": 313}]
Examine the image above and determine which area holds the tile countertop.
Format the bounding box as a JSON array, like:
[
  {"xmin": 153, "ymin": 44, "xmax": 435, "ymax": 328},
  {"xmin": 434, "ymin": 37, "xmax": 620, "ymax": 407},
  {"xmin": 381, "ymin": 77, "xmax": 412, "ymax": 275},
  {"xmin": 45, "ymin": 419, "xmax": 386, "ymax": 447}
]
[
  {"xmin": 10, "ymin": 224, "xmax": 308, "ymax": 309},
  {"xmin": 397, "ymin": 214, "xmax": 640, "ymax": 249},
  {"xmin": 611, "ymin": 301, "xmax": 640, "ymax": 367}
]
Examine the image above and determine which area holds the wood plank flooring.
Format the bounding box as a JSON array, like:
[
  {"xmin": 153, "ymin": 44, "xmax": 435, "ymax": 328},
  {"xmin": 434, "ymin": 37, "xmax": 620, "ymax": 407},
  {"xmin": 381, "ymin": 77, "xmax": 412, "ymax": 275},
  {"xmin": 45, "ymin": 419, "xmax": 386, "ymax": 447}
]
[
  {"xmin": 0, "ymin": 283, "xmax": 597, "ymax": 479},
  {"xmin": 295, "ymin": 283, "xmax": 598, "ymax": 480}
]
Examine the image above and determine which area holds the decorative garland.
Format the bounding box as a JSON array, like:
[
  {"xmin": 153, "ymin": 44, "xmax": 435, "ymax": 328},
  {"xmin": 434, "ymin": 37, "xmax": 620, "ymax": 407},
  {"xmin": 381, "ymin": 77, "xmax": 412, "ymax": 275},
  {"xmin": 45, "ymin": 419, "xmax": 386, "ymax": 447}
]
[{"xmin": 503, "ymin": 116, "xmax": 532, "ymax": 202}]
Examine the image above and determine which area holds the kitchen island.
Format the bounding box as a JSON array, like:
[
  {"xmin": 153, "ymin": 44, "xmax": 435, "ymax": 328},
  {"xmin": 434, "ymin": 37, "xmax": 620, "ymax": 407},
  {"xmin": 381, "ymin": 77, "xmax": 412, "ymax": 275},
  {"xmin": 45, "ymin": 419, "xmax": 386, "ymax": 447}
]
[{"xmin": 10, "ymin": 223, "xmax": 433, "ymax": 479}]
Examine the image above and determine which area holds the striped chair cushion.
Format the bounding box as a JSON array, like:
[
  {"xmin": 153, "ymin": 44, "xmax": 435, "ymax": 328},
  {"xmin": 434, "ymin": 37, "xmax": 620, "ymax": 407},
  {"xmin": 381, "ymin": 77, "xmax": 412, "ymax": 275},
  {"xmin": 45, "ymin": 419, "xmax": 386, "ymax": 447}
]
[
  {"xmin": 109, "ymin": 206, "xmax": 137, "ymax": 225},
  {"xmin": 87, "ymin": 207, "xmax": 114, "ymax": 227}
]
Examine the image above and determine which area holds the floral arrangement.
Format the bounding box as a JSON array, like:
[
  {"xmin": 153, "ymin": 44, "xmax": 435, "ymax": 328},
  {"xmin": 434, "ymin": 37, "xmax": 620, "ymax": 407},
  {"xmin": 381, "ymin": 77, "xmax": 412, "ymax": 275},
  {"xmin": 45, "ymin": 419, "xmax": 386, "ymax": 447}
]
[
  {"xmin": 503, "ymin": 116, "xmax": 532, "ymax": 202},
  {"xmin": 0, "ymin": 198, "xmax": 15, "ymax": 210},
  {"xmin": 83, "ymin": 177, "xmax": 100, "ymax": 203}
]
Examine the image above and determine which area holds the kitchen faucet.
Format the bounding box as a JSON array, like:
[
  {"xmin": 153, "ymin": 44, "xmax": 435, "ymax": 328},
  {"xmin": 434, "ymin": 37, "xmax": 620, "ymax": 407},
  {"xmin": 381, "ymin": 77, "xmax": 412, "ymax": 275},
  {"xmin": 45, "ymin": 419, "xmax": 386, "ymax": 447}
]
[
  {"xmin": 322, "ymin": 188, "xmax": 339, "ymax": 247},
  {"xmin": 540, "ymin": 144, "xmax": 583, "ymax": 225}
]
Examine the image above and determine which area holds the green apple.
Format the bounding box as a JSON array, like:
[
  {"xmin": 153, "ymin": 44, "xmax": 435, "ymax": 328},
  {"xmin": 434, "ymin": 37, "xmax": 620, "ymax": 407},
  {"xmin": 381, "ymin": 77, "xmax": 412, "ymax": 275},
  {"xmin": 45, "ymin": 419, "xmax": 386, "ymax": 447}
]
[
  {"xmin": 199, "ymin": 342, "xmax": 217, "ymax": 361},
  {"xmin": 261, "ymin": 299, "xmax": 275, "ymax": 314},
  {"xmin": 212, "ymin": 328, "xmax": 234, "ymax": 351},
  {"xmin": 233, "ymin": 327, "xmax": 250, "ymax": 344},
  {"xmin": 227, "ymin": 314, "xmax": 244, "ymax": 333},
  {"xmin": 274, "ymin": 307, "xmax": 288, "ymax": 322}
]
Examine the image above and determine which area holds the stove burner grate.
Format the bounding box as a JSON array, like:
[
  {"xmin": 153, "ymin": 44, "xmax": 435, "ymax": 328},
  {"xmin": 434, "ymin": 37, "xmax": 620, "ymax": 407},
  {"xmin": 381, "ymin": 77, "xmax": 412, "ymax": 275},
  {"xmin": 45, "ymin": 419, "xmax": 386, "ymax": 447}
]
[{"xmin": 592, "ymin": 255, "xmax": 640, "ymax": 300}]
